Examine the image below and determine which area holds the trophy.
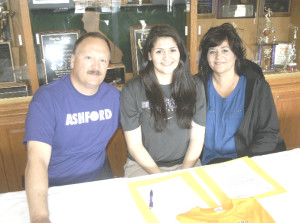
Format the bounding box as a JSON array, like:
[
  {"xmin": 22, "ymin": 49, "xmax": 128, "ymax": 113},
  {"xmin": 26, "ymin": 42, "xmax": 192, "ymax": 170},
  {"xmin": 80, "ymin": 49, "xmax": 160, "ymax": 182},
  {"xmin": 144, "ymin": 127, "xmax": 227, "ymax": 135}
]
[
  {"xmin": 285, "ymin": 26, "xmax": 298, "ymax": 72},
  {"xmin": 263, "ymin": 48, "xmax": 272, "ymax": 70},
  {"xmin": 259, "ymin": 7, "xmax": 276, "ymax": 44},
  {"xmin": 0, "ymin": 4, "xmax": 14, "ymax": 41}
]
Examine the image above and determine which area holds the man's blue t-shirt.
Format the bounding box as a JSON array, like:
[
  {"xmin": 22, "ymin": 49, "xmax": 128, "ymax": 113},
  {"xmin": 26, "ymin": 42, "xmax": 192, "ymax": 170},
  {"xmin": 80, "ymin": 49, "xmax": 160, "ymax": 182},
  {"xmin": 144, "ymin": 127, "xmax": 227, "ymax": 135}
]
[
  {"xmin": 202, "ymin": 74, "xmax": 246, "ymax": 165},
  {"xmin": 24, "ymin": 75, "xmax": 120, "ymax": 186}
]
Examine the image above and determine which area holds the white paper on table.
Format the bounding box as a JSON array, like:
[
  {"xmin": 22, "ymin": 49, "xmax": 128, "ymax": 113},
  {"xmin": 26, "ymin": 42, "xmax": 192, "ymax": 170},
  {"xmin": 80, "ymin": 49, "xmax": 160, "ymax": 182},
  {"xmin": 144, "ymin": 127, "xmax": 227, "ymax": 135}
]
[
  {"xmin": 137, "ymin": 176, "xmax": 210, "ymax": 223},
  {"xmin": 194, "ymin": 157, "xmax": 285, "ymax": 200},
  {"xmin": 128, "ymin": 171, "xmax": 218, "ymax": 223}
]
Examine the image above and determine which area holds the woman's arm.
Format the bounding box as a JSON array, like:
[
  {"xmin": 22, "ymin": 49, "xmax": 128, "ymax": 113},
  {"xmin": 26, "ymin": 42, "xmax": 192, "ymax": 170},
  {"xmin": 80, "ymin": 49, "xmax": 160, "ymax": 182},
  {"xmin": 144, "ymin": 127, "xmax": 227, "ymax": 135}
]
[
  {"xmin": 124, "ymin": 126, "xmax": 162, "ymax": 174},
  {"xmin": 182, "ymin": 121, "xmax": 205, "ymax": 169},
  {"xmin": 247, "ymin": 82, "xmax": 285, "ymax": 155}
]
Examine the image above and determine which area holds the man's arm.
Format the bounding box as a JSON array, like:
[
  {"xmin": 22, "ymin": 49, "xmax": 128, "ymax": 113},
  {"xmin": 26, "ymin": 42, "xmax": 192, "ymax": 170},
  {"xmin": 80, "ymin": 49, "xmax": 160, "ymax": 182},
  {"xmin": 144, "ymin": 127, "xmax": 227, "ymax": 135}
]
[
  {"xmin": 182, "ymin": 121, "xmax": 205, "ymax": 169},
  {"xmin": 25, "ymin": 141, "xmax": 52, "ymax": 223},
  {"xmin": 124, "ymin": 126, "xmax": 162, "ymax": 174}
]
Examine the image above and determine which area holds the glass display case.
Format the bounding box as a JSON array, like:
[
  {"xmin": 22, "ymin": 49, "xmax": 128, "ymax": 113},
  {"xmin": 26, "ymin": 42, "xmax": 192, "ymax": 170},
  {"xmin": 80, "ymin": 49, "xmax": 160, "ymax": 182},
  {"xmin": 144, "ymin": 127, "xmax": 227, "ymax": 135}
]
[
  {"xmin": 0, "ymin": 0, "xmax": 299, "ymax": 100},
  {"xmin": 0, "ymin": 0, "xmax": 300, "ymax": 194},
  {"xmin": 0, "ymin": 0, "xmax": 197, "ymax": 100},
  {"xmin": 0, "ymin": 0, "xmax": 198, "ymax": 193},
  {"xmin": 256, "ymin": 0, "xmax": 297, "ymax": 73},
  {"xmin": 0, "ymin": 0, "xmax": 38, "ymax": 99},
  {"xmin": 195, "ymin": 0, "xmax": 298, "ymax": 74},
  {"xmin": 32, "ymin": 0, "xmax": 193, "ymax": 85}
]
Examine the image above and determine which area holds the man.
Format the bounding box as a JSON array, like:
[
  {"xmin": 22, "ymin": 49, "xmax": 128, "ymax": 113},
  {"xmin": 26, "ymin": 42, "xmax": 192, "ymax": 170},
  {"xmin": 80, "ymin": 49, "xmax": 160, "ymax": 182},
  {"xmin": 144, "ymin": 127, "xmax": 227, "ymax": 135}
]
[{"xmin": 23, "ymin": 32, "xmax": 120, "ymax": 223}]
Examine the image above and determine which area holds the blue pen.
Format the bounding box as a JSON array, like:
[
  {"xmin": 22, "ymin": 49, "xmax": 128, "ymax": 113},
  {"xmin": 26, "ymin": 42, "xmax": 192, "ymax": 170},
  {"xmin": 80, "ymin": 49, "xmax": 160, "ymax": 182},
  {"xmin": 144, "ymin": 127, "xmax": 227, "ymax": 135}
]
[{"xmin": 149, "ymin": 189, "xmax": 153, "ymax": 209}]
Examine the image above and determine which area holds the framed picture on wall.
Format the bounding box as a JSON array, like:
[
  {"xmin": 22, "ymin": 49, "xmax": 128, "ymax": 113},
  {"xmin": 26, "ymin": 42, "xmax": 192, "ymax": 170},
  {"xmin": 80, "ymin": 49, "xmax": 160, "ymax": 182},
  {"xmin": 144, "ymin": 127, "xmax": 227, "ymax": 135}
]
[
  {"xmin": 130, "ymin": 25, "xmax": 153, "ymax": 76},
  {"xmin": 217, "ymin": 0, "xmax": 257, "ymax": 19},
  {"xmin": 263, "ymin": 0, "xmax": 291, "ymax": 17}
]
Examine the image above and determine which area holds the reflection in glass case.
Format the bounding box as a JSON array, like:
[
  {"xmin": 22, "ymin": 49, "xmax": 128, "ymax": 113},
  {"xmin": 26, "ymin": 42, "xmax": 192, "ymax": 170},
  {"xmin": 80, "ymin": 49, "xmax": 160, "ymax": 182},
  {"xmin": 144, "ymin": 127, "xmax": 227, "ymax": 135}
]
[
  {"xmin": 256, "ymin": 0, "xmax": 298, "ymax": 73},
  {"xmin": 29, "ymin": 1, "xmax": 188, "ymax": 86},
  {"xmin": 0, "ymin": 42, "xmax": 14, "ymax": 82},
  {"xmin": 217, "ymin": 0, "xmax": 256, "ymax": 18},
  {"xmin": 0, "ymin": 0, "xmax": 194, "ymax": 100},
  {"xmin": 0, "ymin": 0, "xmax": 32, "ymax": 98}
]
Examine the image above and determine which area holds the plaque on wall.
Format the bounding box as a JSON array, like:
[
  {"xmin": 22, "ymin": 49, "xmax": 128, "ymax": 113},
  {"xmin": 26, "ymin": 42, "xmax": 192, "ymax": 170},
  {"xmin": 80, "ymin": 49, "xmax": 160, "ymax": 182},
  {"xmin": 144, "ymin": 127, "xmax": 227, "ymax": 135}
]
[
  {"xmin": 263, "ymin": 0, "xmax": 291, "ymax": 16},
  {"xmin": 37, "ymin": 30, "xmax": 80, "ymax": 84},
  {"xmin": 198, "ymin": 0, "xmax": 213, "ymax": 14},
  {"xmin": 0, "ymin": 42, "xmax": 15, "ymax": 83}
]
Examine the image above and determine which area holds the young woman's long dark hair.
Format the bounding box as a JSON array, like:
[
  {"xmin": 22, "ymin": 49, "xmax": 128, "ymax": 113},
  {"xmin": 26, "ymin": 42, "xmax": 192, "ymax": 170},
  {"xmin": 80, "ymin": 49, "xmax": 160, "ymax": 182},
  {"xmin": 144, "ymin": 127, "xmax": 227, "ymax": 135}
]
[
  {"xmin": 198, "ymin": 23, "xmax": 246, "ymax": 84},
  {"xmin": 140, "ymin": 25, "xmax": 197, "ymax": 132}
]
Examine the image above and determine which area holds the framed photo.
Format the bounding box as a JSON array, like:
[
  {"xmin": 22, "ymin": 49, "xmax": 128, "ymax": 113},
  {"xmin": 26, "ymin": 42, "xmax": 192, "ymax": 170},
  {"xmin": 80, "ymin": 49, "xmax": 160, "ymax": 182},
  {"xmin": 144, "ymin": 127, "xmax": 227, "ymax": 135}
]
[
  {"xmin": 198, "ymin": 0, "xmax": 216, "ymax": 18},
  {"xmin": 37, "ymin": 30, "xmax": 80, "ymax": 84},
  {"xmin": 130, "ymin": 25, "xmax": 153, "ymax": 76},
  {"xmin": 217, "ymin": 0, "xmax": 257, "ymax": 19},
  {"xmin": 273, "ymin": 42, "xmax": 293, "ymax": 68},
  {"xmin": 0, "ymin": 42, "xmax": 15, "ymax": 83},
  {"xmin": 263, "ymin": 0, "xmax": 291, "ymax": 17}
]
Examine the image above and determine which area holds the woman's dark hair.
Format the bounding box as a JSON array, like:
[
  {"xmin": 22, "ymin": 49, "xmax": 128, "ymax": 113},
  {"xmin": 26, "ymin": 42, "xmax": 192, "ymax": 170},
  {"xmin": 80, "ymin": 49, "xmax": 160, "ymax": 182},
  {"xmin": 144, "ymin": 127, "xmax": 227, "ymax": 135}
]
[
  {"xmin": 198, "ymin": 23, "xmax": 246, "ymax": 83},
  {"xmin": 140, "ymin": 25, "xmax": 197, "ymax": 132}
]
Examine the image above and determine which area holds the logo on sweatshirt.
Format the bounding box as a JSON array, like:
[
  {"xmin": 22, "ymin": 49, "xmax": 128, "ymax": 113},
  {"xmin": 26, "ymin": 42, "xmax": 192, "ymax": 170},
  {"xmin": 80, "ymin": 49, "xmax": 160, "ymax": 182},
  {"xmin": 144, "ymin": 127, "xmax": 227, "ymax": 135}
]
[
  {"xmin": 141, "ymin": 97, "xmax": 176, "ymax": 112},
  {"xmin": 65, "ymin": 109, "xmax": 112, "ymax": 125}
]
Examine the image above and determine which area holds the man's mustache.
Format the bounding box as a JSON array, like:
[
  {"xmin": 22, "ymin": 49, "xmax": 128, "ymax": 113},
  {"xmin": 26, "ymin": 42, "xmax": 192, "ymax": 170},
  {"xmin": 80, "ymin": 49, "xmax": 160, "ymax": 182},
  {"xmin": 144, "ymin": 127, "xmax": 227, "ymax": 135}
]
[{"xmin": 87, "ymin": 70, "xmax": 101, "ymax": 75}]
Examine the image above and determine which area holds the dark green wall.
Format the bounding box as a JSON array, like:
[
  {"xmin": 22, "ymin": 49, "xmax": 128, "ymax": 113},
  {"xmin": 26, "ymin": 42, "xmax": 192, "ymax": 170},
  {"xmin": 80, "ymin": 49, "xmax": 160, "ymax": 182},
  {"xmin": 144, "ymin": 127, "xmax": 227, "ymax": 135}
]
[{"xmin": 30, "ymin": 4, "xmax": 186, "ymax": 75}]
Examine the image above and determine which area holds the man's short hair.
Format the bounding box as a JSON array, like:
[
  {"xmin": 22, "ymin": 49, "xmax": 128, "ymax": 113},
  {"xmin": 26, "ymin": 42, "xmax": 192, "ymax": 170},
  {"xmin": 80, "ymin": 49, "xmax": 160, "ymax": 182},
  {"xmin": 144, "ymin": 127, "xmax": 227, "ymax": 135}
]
[{"xmin": 72, "ymin": 32, "xmax": 111, "ymax": 55}]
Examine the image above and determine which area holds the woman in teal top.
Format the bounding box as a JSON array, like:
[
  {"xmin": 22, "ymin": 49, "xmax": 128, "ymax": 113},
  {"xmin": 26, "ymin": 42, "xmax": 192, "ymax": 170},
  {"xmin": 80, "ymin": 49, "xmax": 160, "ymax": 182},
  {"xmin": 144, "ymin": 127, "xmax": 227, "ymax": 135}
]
[{"xmin": 197, "ymin": 23, "xmax": 286, "ymax": 165}]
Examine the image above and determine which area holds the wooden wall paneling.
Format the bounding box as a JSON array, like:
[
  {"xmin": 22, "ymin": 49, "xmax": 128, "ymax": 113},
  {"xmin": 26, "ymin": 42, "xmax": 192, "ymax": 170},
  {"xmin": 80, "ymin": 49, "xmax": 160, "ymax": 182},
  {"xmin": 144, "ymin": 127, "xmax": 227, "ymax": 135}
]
[
  {"xmin": 0, "ymin": 120, "xmax": 27, "ymax": 192},
  {"xmin": 274, "ymin": 90, "xmax": 300, "ymax": 150},
  {"xmin": 278, "ymin": 92, "xmax": 300, "ymax": 149},
  {"xmin": 7, "ymin": 124, "xmax": 27, "ymax": 190},
  {"xmin": 0, "ymin": 101, "xmax": 29, "ymax": 192},
  {"xmin": 0, "ymin": 150, "xmax": 9, "ymax": 192},
  {"xmin": 267, "ymin": 74, "xmax": 300, "ymax": 150},
  {"xmin": 106, "ymin": 127, "xmax": 127, "ymax": 178},
  {"xmin": 187, "ymin": 1, "xmax": 198, "ymax": 74},
  {"xmin": 188, "ymin": 0, "xmax": 199, "ymax": 75},
  {"xmin": 0, "ymin": 99, "xmax": 30, "ymax": 116}
]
